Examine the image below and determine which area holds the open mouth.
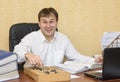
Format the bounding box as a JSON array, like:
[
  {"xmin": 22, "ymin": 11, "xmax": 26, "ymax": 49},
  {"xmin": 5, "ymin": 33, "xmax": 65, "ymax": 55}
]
[{"xmin": 46, "ymin": 29, "xmax": 53, "ymax": 33}]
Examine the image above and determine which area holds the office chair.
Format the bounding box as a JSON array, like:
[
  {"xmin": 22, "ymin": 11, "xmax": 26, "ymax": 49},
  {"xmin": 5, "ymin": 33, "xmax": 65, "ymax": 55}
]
[{"xmin": 9, "ymin": 23, "xmax": 40, "ymax": 70}]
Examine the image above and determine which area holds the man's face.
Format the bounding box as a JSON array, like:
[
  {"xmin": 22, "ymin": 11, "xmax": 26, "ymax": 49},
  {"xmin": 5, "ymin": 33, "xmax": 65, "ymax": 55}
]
[{"xmin": 38, "ymin": 14, "xmax": 57, "ymax": 38}]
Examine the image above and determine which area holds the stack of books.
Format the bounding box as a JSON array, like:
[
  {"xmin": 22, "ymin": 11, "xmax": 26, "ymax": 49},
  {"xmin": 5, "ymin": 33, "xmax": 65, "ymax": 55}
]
[{"xmin": 0, "ymin": 50, "xmax": 19, "ymax": 81}]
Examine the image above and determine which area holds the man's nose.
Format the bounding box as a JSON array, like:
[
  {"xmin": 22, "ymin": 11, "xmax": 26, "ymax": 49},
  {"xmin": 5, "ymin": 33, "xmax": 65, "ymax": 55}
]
[{"xmin": 46, "ymin": 23, "xmax": 50, "ymax": 27}]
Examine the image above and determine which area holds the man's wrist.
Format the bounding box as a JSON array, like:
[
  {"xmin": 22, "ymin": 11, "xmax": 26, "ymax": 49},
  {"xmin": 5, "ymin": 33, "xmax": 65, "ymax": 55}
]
[{"xmin": 25, "ymin": 52, "xmax": 31, "ymax": 60}]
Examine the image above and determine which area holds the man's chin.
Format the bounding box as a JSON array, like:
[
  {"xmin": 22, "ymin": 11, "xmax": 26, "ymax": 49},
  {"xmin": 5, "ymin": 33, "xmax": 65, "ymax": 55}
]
[{"xmin": 45, "ymin": 32, "xmax": 53, "ymax": 36}]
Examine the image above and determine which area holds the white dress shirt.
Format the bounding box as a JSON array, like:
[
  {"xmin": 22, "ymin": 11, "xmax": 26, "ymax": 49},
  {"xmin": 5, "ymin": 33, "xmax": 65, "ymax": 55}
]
[{"xmin": 14, "ymin": 30, "xmax": 94, "ymax": 67}]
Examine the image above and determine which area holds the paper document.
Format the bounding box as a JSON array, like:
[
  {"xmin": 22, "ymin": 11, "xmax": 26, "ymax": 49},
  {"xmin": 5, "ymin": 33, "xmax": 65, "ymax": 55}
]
[
  {"xmin": 95, "ymin": 70, "xmax": 102, "ymax": 73},
  {"xmin": 56, "ymin": 61, "xmax": 102, "ymax": 74},
  {"xmin": 71, "ymin": 75, "xmax": 80, "ymax": 79},
  {"xmin": 101, "ymin": 32, "xmax": 120, "ymax": 49},
  {"xmin": 56, "ymin": 61, "xmax": 93, "ymax": 74}
]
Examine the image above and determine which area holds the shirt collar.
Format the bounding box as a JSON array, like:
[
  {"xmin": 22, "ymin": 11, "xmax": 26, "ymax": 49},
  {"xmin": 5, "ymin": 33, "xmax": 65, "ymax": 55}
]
[{"xmin": 39, "ymin": 30, "xmax": 57, "ymax": 43}]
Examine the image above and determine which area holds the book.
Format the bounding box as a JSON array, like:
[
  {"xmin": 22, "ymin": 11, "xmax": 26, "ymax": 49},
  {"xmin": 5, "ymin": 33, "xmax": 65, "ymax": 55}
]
[
  {"xmin": 0, "ymin": 50, "xmax": 19, "ymax": 81},
  {"xmin": 0, "ymin": 50, "xmax": 18, "ymax": 74},
  {"xmin": 0, "ymin": 70, "xmax": 19, "ymax": 82},
  {"xmin": 0, "ymin": 50, "xmax": 15, "ymax": 59},
  {"xmin": 0, "ymin": 50, "xmax": 17, "ymax": 65},
  {"xmin": 0, "ymin": 61, "xmax": 18, "ymax": 75},
  {"xmin": 55, "ymin": 61, "xmax": 102, "ymax": 74}
]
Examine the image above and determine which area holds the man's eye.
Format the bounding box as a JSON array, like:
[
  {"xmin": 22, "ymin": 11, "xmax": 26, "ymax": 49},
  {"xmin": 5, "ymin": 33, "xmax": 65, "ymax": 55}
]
[
  {"xmin": 50, "ymin": 21, "xmax": 54, "ymax": 23},
  {"xmin": 43, "ymin": 22, "xmax": 47, "ymax": 23}
]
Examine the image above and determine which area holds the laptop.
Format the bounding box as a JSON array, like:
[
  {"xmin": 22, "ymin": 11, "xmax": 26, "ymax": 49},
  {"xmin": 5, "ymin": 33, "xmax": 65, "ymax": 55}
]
[{"xmin": 84, "ymin": 47, "xmax": 120, "ymax": 80}]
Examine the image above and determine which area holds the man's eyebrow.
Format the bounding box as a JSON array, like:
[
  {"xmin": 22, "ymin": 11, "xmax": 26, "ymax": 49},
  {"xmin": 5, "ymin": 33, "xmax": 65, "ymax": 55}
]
[{"xmin": 50, "ymin": 19, "xmax": 55, "ymax": 21}]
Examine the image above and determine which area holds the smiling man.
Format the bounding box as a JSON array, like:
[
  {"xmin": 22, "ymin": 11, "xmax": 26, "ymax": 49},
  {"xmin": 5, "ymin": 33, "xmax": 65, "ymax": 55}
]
[{"xmin": 13, "ymin": 7, "xmax": 102, "ymax": 68}]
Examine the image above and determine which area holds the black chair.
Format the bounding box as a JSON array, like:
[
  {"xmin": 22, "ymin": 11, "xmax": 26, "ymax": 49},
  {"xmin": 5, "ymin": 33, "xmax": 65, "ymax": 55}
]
[{"xmin": 9, "ymin": 23, "xmax": 40, "ymax": 70}]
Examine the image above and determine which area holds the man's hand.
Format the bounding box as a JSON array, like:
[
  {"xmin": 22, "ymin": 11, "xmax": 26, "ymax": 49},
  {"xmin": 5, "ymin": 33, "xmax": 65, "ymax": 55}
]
[
  {"xmin": 25, "ymin": 53, "xmax": 44, "ymax": 67},
  {"xmin": 94, "ymin": 55, "xmax": 103, "ymax": 64}
]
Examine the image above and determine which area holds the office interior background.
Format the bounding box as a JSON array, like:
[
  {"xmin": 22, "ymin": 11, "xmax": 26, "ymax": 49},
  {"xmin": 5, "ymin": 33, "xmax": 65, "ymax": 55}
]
[{"xmin": 0, "ymin": 0, "xmax": 120, "ymax": 57}]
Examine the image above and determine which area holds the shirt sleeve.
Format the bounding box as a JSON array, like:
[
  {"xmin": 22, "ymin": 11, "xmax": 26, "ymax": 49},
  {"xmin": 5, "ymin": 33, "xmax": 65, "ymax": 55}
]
[
  {"xmin": 64, "ymin": 36, "xmax": 95, "ymax": 64},
  {"xmin": 13, "ymin": 35, "xmax": 32, "ymax": 62}
]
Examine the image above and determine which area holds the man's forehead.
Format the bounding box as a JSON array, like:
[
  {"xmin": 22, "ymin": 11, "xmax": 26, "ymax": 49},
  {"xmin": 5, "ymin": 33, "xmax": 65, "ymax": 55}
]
[{"xmin": 40, "ymin": 15, "xmax": 56, "ymax": 21}]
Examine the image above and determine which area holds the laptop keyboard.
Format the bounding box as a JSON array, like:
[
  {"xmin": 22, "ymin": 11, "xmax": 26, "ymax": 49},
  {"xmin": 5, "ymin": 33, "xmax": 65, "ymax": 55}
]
[{"xmin": 91, "ymin": 72, "xmax": 102, "ymax": 76}]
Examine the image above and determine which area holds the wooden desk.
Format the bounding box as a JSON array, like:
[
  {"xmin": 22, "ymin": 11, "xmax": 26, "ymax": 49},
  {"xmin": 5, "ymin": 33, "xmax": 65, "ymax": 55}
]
[{"xmin": 6, "ymin": 71, "xmax": 120, "ymax": 82}]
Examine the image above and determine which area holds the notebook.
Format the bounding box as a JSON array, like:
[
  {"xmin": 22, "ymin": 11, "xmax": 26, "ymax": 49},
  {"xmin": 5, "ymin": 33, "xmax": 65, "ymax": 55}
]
[{"xmin": 84, "ymin": 47, "xmax": 120, "ymax": 80}]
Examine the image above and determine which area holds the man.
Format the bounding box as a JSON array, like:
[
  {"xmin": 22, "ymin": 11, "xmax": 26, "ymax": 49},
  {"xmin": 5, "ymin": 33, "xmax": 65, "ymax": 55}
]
[{"xmin": 14, "ymin": 7, "xmax": 102, "ymax": 68}]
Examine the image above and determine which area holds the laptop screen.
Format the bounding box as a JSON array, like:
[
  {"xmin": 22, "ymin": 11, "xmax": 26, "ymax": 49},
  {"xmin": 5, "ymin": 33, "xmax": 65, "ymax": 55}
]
[{"xmin": 102, "ymin": 48, "xmax": 120, "ymax": 80}]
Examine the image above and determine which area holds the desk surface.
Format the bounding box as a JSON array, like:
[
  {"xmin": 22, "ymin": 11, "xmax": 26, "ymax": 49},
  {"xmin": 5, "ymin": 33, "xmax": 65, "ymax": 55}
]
[{"xmin": 6, "ymin": 71, "xmax": 120, "ymax": 82}]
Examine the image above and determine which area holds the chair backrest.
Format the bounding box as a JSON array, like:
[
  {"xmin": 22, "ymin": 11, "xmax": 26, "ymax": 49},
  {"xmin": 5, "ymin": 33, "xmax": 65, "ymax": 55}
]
[{"xmin": 9, "ymin": 23, "xmax": 40, "ymax": 52}]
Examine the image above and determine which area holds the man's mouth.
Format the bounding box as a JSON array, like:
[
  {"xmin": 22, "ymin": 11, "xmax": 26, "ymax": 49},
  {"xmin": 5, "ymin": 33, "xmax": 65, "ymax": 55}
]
[{"xmin": 46, "ymin": 29, "xmax": 53, "ymax": 32}]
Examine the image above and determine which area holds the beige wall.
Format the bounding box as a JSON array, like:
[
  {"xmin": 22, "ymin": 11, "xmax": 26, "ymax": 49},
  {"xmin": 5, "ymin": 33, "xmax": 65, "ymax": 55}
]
[{"xmin": 0, "ymin": 0, "xmax": 120, "ymax": 56}]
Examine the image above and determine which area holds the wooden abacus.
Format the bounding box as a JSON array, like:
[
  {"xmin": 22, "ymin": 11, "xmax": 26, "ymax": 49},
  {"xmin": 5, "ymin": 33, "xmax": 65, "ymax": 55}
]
[{"xmin": 24, "ymin": 66, "xmax": 70, "ymax": 82}]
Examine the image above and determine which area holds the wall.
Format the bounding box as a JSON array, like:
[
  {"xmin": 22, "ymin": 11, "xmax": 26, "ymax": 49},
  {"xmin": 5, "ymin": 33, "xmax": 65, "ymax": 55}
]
[{"xmin": 0, "ymin": 0, "xmax": 120, "ymax": 56}]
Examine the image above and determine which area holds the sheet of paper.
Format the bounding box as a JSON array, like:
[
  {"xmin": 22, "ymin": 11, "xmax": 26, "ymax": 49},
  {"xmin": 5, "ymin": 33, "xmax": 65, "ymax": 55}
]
[
  {"xmin": 95, "ymin": 70, "xmax": 102, "ymax": 73},
  {"xmin": 71, "ymin": 74, "xmax": 80, "ymax": 79}
]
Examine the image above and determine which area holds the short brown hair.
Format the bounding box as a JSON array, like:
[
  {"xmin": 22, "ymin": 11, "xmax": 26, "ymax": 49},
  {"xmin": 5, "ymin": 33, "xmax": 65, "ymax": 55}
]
[{"xmin": 38, "ymin": 7, "xmax": 58, "ymax": 22}]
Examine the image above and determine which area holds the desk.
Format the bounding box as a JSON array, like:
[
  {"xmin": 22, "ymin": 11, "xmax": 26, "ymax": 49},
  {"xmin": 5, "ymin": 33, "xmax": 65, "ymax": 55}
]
[{"xmin": 6, "ymin": 71, "xmax": 120, "ymax": 82}]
